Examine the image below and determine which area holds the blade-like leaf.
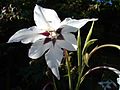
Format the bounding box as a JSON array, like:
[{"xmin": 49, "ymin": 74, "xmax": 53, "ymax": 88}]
[
  {"xmin": 82, "ymin": 39, "xmax": 98, "ymax": 55},
  {"xmin": 85, "ymin": 21, "xmax": 95, "ymax": 44},
  {"xmin": 82, "ymin": 21, "xmax": 96, "ymax": 55},
  {"xmin": 89, "ymin": 44, "xmax": 120, "ymax": 59},
  {"xmin": 97, "ymin": 44, "xmax": 120, "ymax": 50}
]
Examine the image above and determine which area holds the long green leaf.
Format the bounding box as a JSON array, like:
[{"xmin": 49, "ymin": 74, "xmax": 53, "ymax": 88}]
[
  {"xmin": 85, "ymin": 21, "xmax": 95, "ymax": 43},
  {"xmin": 89, "ymin": 44, "xmax": 120, "ymax": 59},
  {"xmin": 82, "ymin": 39, "xmax": 98, "ymax": 55}
]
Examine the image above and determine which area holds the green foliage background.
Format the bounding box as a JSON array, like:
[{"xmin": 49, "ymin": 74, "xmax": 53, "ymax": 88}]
[{"xmin": 0, "ymin": 0, "xmax": 120, "ymax": 90}]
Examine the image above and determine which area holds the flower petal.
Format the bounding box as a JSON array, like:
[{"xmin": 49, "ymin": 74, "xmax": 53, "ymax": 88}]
[
  {"xmin": 34, "ymin": 5, "xmax": 61, "ymax": 29},
  {"xmin": 117, "ymin": 76, "xmax": 120, "ymax": 85},
  {"xmin": 29, "ymin": 39, "xmax": 52, "ymax": 59},
  {"xmin": 8, "ymin": 26, "xmax": 46, "ymax": 44},
  {"xmin": 45, "ymin": 44, "xmax": 63, "ymax": 79},
  {"xmin": 56, "ymin": 40, "xmax": 76, "ymax": 51},
  {"xmin": 61, "ymin": 18, "xmax": 98, "ymax": 29},
  {"xmin": 62, "ymin": 33, "xmax": 77, "ymax": 50},
  {"xmin": 51, "ymin": 67, "xmax": 60, "ymax": 80},
  {"xmin": 61, "ymin": 25, "xmax": 78, "ymax": 33}
]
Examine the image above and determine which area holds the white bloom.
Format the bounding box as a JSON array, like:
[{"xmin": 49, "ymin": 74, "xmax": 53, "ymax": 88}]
[
  {"xmin": 98, "ymin": 80, "xmax": 117, "ymax": 90},
  {"xmin": 8, "ymin": 4, "xmax": 97, "ymax": 79},
  {"xmin": 117, "ymin": 75, "xmax": 120, "ymax": 90}
]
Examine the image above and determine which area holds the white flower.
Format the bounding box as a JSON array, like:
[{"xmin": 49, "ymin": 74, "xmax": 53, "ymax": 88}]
[
  {"xmin": 8, "ymin": 4, "xmax": 97, "ymax": 79},
  {"xmin": 117, "ymin": 75, "xmax": 120, "ymax": 90},
  {"xmin": 98, "ymin": 80, "xmax": 117, "ymax": 90}
]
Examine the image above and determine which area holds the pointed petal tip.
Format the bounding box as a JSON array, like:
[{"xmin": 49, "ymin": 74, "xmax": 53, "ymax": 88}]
[
  {"xmin": 35, "ymin": 4, "xmax": 41, "ymax": 8},
  {"xmin": 90, "ymin": 18, "xmax": 98, "ymax": 21},
  {"xmin": 7, "ymin": 40, "xmax": 11, "ymax": 43},
  {"xmin": 35, "ymin": 4, "xmax": 43, "ymax": 10},
  {"xmin": 56, "ymin": 75, "xmax": 60, "ymax": 80},
  {"xmin": 51, "ymin": 67, "xmax": 60, "ymax": 80},
  {"xmin": 28, "ymin": 55, "xmax": 38, "ymax": 59},
  {"xmin": 28, "ymin": 53, "xmax": 39, "ymax": 59},
  {"xmin": 73, "ymin": 44, "xmax": 77, "ymax": 51},
  {"xmin": 7, "ymin": 38, "xmax": 17, "ymax": 43}
]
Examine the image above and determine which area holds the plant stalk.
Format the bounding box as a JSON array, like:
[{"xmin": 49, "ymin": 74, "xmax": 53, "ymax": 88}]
[
  {"xmin": 77, "ymin": 30, "xmax": 82, "ymax": 73},
  {"xmin": 65, "ymin": 50, "xmax": 72, "ymax": 90}
]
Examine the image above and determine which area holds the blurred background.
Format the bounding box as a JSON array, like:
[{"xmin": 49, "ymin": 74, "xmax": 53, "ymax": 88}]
[{"xmin": 0, "ymin": 0, "xmax": 120, "ymax": 90}]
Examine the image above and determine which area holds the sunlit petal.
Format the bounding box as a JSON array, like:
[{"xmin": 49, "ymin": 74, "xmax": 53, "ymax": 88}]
[
  {"xmin": 62, "ymin": 33, "xmax": 77, "ymax": 50},
  {"xmin": 61, "ymin": 18, "xmax": 98, "ymax": 29},
  {"xmin": 56, "ymin": 40, "xmax": 76, "ymax": 51},
  {"xmin": 8, "ymin": 4, "xmax": 98, "ymax": 80},
  {"xmin": 45, "ymin": 44, "xmax": 63, "ymax": 79},
  {"xmin": 29, "ymin": 39, "xmax": 52, "ymax": 59},
  {"xmin": 8, "ymin": 26, "xmax": 46, "ymax": 44},
  {"xmin": 51, "ymin": 67, "xmax": 60, "ymax": 80},
  {"xmin": 61, "ymin": 25, "xmax": 78, "ymax": 33},
  {"xmin": 34, "ymin": 5, "xmax": 61, "ymax": 29}
]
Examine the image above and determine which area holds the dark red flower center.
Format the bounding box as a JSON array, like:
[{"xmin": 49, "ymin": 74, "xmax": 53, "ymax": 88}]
[
  {"xmin": 40, "ymin": 31, "xmax": 50, "ymax": 36},
  {"xmin": 41, "ymin": 28, "xmax": 64, "ymax": 45}
]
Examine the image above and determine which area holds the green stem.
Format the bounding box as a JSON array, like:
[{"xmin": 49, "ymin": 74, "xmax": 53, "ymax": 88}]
[
  {"xmin": 75, "ymin": 21, "xmax": 95, "ymax": 90},
  {"xmin": 75, "ymin": 30, "xmax": 83, "ymax": 90},
  {"xmin": 77, "ymin": 30, "xmax": 82, "ymax": 73},
  {"xmin": 75, "ymin": 64, "xmax": 85, "ymax": 90},
  {"xmin": 65, "ymin": 50, "xmax": 72, "ymax": 90}
]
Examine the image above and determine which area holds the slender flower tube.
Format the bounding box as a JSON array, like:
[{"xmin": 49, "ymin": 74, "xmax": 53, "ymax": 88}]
[{"xmin": 8, "ymin": 4, "xmax": 97, "ymax": 79}]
